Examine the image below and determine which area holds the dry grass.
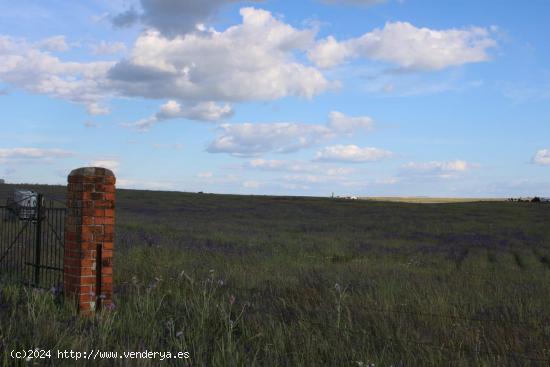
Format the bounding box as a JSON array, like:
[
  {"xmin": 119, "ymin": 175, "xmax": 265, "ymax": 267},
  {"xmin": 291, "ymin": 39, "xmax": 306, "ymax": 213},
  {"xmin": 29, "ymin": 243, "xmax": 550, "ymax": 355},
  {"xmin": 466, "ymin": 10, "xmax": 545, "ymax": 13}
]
[
  {"xmin": 0, "ymin": 184, "xmax": 549, "ymax": 366},
  {"xmin": 361, "ymin": 197, "xmax": 506, "ymax": 203}
]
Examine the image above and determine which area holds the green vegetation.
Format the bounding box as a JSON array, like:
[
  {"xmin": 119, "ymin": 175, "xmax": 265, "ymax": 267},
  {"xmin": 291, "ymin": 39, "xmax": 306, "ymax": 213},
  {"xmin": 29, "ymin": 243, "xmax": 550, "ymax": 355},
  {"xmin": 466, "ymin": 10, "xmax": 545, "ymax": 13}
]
[
  {"xmin": 1, "ymin": 184, "xmax": 549, "ymax": 366},
  {"xmin": 362, "ymin": 197, "xmax": 505, "ymax": 203}
]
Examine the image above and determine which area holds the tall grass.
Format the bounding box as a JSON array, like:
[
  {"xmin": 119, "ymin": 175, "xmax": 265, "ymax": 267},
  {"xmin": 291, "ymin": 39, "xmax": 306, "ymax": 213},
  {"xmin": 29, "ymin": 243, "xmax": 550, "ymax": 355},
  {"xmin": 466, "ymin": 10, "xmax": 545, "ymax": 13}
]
[{"xmin": 0, "ymin": 185, "xmax": 549, "ymax": 366}]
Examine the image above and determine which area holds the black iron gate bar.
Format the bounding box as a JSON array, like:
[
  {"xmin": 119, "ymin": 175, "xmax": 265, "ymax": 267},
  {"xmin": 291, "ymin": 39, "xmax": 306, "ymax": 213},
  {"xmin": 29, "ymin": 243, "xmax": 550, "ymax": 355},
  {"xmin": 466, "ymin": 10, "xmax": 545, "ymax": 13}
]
[{"xmin": 0, "ymin": 193, "xmax": 66, "ymax": 289}]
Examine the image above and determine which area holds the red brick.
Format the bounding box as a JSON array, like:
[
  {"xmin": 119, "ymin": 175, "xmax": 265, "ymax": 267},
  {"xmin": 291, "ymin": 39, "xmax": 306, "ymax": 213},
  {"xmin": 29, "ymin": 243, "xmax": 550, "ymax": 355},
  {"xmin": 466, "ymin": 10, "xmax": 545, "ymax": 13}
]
[
  {"xmin": 85, "ymin": 183, "xmax": 97, "ymax": 191},
  {"xmin": 64, "ymin": 258, "xmax": 81, "ymax": 267},
  {"xmin": 96, "ymin": 233, "xmax": 114, "ymax": 242},
  {"xmin": 82, "ymin": 216, "xmax": 94, "ymax": 225},
  {"xmin": 94, "ymin": 201, "xmax": 114, "ymax": 209},
  {"xmin": 80, "ymin": 253, "xmax": 96, "ymax": 261},
  {"xmin": 90, "ymin": 226, "xmax": 104, "ymax": 234},
  {"xmin": 68, "ymin": 176, "xmax": 84, "ymax": 183},
  {"xmin": 65, "ymin": 167, "xmax": 117, "ymax": 315},
  {"xmin": 80, "ymin": 268, "xmax": 94, "ymax": 276},
  {"xmin": 101, "ymin": 258, "xmax": 113, "ymax": 267},
  {"xmin": 64, "ymin": 250, "xmax": 81, "ymax": 259},
  {"xmin": 76, "ymin": 225, "xmax": 90, "ymax": 234},
  {"xmin": 91, "ymin": 192, "xmax": 104, "ymax": 200},
  {"xmin": 63, "ymin": 266, "xmax": 78, "ymax": 273},
  {"xmin": 80, "ymin": 277, "xmax": 96, "ymax": 285},
  {"xmin": 79, "ymin": 294, "xmax": 95, "ymax": 303},
  {"xmin": 92, "ymin": 176, "xmax": 105, "ymax": 183},
  {"xmin": 82, "ymin": 207, "xmax": 95, "ymax": 216},
  {"xmin": 80, "ymin": 232, "xmax": 93, "ymax": 242},
  {"xmin": 101, "ymin": 284, "xmax": 113, "ymax": 292},
  {"xmin": 80, "ymin": 302, "xmax": 94, "ymax": 310},
  {"xmin": 104, "ymin": 185, "xmax": 115, "ymax": 193},
  {"xmin": 79, "ymin": 285, "xmax": 93, "ymax": 293},
  {"xmin": 65, "ymin": 232, "xmax": 78, "ymax": 242},
  {"xmin": 82, "ymin": 200, "xmax": 94, "ymax": 209},
  {"xmin": 80, "ymin": 259, "xmax": 95, "ymax": 267},
  {"xmin": 95, "ymin": 217, "xmax": 112, "ymax": 225}
]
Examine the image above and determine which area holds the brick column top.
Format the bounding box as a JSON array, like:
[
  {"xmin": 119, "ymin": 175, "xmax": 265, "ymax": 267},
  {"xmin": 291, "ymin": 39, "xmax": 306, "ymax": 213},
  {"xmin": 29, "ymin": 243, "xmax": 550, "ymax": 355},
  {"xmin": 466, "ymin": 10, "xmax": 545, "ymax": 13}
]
[{"xmin": 69, "ymin": 167, "xmax": 115, "ymax": 178}]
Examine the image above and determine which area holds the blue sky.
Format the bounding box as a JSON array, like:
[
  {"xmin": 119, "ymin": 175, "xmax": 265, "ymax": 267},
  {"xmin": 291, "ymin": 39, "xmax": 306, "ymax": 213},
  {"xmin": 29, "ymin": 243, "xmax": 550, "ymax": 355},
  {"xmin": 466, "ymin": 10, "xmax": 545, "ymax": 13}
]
[{"xmin": 1, "ymin": 0, "xmax": 549, "ymax": 197}]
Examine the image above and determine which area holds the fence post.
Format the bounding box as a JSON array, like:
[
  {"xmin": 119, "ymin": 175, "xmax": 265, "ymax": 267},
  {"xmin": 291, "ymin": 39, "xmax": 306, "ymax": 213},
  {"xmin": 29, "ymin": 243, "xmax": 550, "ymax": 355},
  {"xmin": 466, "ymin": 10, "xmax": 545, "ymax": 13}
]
[
  {"xmin": 33, "ymin": 194, "xmax": 43, "ymax": 287},
  {"xmin": 64, "ymin": 167, "xmax": 115, "ymax": 314}
]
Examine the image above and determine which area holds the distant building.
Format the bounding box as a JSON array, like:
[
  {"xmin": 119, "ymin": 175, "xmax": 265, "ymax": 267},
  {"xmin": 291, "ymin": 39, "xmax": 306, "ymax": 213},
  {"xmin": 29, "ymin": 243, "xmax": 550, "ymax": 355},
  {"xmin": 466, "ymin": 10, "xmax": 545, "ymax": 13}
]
[
  {"xmin": 336, "ymin": 195, "xmax": 358, "ymax": 200},
  {"xmin": 0, "ymin": 179, "xmax": 4, "ymax": 184}
]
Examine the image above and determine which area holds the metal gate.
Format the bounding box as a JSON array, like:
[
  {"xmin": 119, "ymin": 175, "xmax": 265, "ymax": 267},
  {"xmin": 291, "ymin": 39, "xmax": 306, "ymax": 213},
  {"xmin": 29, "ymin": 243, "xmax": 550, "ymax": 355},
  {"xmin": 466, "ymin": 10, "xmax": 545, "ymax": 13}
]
[{"xmin": 0, "ymin": 193, "xmax": 65, "ymax": 290}]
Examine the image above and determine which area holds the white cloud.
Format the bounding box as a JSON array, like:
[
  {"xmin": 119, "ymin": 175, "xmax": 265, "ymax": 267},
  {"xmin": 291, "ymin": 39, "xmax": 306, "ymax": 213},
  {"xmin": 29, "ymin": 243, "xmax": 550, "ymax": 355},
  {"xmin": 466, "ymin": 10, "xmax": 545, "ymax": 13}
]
[
  {"xmin": 109, "ymin": 7, "xmax": 330, "ymax": 102},
  {"xmin": 208, "ymin": 122, "xmax": 332, "ymax": 156},
  {"xmin": 86, "ymin": 102, "xmax": 111, "ymax": 115},
  {"xmin": 0, "ymin": 148, "xmax": 74, "ymax": 162},
  {"xmin": 248, "ymin": 158, "xmax": 312, "ymax": 172},
  {"xmin": 247, "ymin": 158, "xmax": 354, "ymax": 175},
  {"xmin": 124, "ymin": 100, "xmax": 233, "ymax": 131},
  {"xmin": 326, "ymin": 167, "xmax": 355, "ymax": 176},
  {"xmin": 245, "ymin": 158, "xmax": 357, "ymax": 192},
  {"xmin": 208, "ymin": 111, "xmax": 373, "ymax": 156},
  {"xmin": 401, "ymin": 159, "xmax": 472, "ymax": 179},
  {"xmin": 320, "ymin": 0, "xmax": 386, "ymax": 5},
  {"xmin": 89, "ymin": 159, "xmax": 120, "ymax": 173},
  {"xmin": 375, "ymin": 177, "xmax": 399, "ymax": 184},
  {"xmin": 327, "ymin": 111, "xmax": 374, "ymax": 133},
  {"xmin": 306, "ymin": 36, "xmax": 352, "ymax": 69},
  {"xmin": 533, "ymin": 149, "xmax": 550, "ymax": 166},
  {"xmin": 197, "ymin": 171, "xmax": 214, "ymax": 178},
  {"xmin": 280, "ymin": 170, "xmax": 354, "ymax": 185},
  {"xmin": 152, "ymin": 143, "xmax": 183, "ymax": 150},
  {"xmin": 91, "ymin": 41, "xmax": 127, "ymax": 55},
  {"xmin": 404, "ymin": 160, "xmax": 469, "ymax": 172},
  {"xmin": 112, "ymin": 0, "xmax": 261, "ymax": 38},
  {"xmin": 0, "ymin": 35, "xmax": 114, "ymax": 114},
  {"xmin": 243, "ymin": 180, "xmax": 261, "ymax": 188},
  {"xmin": 280, "ymin": 183, "xmax": 310, "ymax": 191},
  {"xmin": 36, "ymin": 36, "xmax": 69, "ymax": 52},
  {"xmin": 282, "ymin": 174, "xmax": 329, "ymax": 184},
  {"xmin": 117, "ymin": 178, "xmax": 175, "ymax": 190},
  {"xmin": 0, "ymin": 9, "xmax": 498, "ymax": 120},
  {"xmin": 224, "ymin": 157, "xmax": 402, "ymax": 193},
  {"xmin": 308, "ymin": 21, "xmax": 497, "ymax": 71},
  {"xmin": 315, "ymin": 145, "xmax": 393, "ymax": 162},
  {"xmin": 83, "ymin": 121, "xmax": 98, "ymax": 128}
]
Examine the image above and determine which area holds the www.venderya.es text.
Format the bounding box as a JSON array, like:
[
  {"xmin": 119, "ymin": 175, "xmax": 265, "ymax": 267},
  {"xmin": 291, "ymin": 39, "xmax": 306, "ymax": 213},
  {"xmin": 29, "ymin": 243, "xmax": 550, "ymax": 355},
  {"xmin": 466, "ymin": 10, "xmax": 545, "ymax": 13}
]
[{"xmin": 11, "ymin": 349, "xmax": 190, "ymax": 361}]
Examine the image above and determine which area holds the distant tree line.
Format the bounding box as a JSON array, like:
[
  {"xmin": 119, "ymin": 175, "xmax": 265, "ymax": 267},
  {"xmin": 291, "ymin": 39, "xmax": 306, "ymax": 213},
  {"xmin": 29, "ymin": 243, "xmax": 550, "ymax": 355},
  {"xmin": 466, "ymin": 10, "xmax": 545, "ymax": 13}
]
[{"xmin": 508, "ymin": 197, "xmax": 549, "ymax": 203}]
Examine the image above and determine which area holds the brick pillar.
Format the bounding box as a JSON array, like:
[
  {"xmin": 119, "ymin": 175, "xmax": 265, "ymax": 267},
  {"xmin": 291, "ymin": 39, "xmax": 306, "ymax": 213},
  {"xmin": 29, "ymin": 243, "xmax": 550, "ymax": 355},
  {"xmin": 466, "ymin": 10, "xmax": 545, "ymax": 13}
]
[{"xmin": 64, "ymin": 167, "xmax": 115, "ymax": 314}]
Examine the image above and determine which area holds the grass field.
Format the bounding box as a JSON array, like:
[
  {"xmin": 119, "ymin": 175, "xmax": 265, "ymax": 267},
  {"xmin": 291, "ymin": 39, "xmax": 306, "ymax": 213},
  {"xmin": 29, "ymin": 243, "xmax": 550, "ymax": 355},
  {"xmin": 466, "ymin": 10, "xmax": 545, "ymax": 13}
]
[
  {"xmin": 361, "ymin": 197, "xmax": 506, "ymax": 203},
  {"xmin": 1, "ymin": 184, "xmax": 549, "ymax": 366}
]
